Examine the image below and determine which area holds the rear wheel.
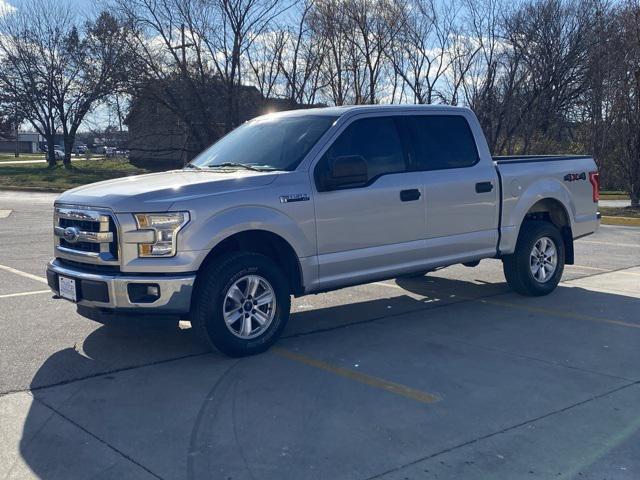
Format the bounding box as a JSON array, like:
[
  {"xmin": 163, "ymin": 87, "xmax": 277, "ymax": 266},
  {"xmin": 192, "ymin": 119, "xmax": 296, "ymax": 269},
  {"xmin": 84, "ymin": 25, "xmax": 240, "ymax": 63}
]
[
  {"xmin": 502, "ymin": 221, "xmax": 565, "ymax": 296},
  {"xmin": 191, "ymin": 252, "xmax": 291, "ymax": 357}
]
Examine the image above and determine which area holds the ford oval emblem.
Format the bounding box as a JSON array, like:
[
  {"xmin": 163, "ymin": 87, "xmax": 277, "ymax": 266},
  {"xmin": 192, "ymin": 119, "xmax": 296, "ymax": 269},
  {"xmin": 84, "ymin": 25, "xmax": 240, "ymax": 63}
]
[{"xmin": 63, "ymin": 226, "xmax": 80, "ymax": 243}]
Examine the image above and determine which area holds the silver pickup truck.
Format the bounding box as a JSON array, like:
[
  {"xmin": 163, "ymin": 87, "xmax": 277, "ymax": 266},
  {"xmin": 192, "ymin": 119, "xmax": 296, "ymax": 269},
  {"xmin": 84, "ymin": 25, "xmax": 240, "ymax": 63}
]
[{"xmin": 47, "ymin": 105, "xmax": 600, "ymax": 356}]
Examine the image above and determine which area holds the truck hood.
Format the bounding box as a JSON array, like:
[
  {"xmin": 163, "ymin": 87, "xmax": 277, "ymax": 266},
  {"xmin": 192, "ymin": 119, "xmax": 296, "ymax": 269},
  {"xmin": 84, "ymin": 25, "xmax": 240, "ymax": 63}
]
[{"xmin": 56, "ymin": 170, "xmax": 279, "ymax": 212}]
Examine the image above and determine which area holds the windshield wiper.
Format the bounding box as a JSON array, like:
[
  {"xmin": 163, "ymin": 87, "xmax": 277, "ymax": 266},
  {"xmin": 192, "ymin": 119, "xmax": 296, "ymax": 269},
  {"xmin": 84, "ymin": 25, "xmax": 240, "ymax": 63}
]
[
  {"xmin": 183, "ymin": 163, "xmax": 202, "ymax": 170},
  {"xmin": 206, "ymin": 162, "xmax": 277, "ymax": 172}
]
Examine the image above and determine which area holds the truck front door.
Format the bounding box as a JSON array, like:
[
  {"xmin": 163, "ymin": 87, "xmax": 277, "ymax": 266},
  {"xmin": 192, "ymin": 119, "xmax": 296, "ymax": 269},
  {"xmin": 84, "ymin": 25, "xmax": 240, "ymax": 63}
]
[{"xmin": 312, "ymin": 115, "xmax": 426, "ymax": 289}]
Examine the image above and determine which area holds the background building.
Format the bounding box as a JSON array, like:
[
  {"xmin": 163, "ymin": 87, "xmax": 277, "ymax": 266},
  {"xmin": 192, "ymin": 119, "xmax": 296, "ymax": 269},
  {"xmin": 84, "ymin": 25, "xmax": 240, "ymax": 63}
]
[{"xmin": 0, "ymin": 131, "xmax": 41, "ymax": 154}]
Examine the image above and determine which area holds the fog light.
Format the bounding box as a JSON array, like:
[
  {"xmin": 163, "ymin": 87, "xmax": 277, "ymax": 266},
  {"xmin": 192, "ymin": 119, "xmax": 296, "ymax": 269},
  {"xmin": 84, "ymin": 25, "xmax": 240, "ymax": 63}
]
[{"xmin": 127, "ymin": 283, "xmax": 161, "ymax": 303}]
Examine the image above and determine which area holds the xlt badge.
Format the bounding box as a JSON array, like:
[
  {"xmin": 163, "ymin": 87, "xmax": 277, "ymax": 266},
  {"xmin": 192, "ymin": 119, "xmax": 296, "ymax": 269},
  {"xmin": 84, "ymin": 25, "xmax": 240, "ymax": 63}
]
[{"xmin": 280, "ymin": 194, "xmax": 310, "ymax": 203}]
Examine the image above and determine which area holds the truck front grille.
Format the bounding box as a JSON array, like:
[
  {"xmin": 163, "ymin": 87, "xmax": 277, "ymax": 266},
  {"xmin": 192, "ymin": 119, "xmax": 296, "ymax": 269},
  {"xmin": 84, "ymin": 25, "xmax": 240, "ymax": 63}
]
[{"xmin": 54, "ymin": 207, "xmax": 119, "ymax": 264}]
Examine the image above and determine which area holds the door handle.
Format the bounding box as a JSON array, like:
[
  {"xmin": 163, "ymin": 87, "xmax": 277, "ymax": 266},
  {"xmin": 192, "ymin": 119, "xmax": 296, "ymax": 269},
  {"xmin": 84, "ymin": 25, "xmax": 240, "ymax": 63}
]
[
  {"xmin": 475, "ymin": 182, "xmax": 494, "ymax": 193},
  {"xmin": 400, "ymin": 189, "xmax": 421, "ymax": 202}
]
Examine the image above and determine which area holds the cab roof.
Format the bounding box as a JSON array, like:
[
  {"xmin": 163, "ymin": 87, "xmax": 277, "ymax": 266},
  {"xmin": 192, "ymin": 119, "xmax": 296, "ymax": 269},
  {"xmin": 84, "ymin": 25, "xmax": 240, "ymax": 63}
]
[{"xmin": 262, "ymin": 103, "xmax": 469, "ymax": 120}]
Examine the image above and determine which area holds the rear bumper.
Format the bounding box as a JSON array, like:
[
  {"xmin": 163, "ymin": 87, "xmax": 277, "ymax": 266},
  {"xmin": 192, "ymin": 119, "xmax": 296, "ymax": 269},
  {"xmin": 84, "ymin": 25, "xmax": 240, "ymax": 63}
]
[{"xmin": 46, "ymin": 259, "xmax": 195, "ymax": 314}]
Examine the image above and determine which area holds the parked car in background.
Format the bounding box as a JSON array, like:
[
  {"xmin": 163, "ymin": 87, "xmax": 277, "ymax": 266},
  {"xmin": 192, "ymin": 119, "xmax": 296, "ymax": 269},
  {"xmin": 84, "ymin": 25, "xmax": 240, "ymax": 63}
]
[
  {"xmin": 103, "ymin": 147, "xmax": 117, "ymax": 157},
  {"xmin": 73, "ymin": 144, "xmax": 88, "ymax": 154},
  {"xmin": 50, "ymin": 146, "xmax": 65, "ymax": 160},
  {"xmin": 97, "ymin": 146, "xmax": 120, "ymax": 156},
  {"xmin": 39, "ymin": 144, "xmax": 65, "ymax": 159},
  {"xmin": 47, "ymin": 105, "xmax": 600, "ymax": 357}
]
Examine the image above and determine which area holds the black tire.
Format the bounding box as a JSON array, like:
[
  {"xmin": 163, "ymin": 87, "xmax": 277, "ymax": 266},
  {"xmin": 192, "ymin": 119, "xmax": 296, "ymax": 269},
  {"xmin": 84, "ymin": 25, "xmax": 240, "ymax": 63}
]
[
  {"xmin": 502, "ymin": 221, "xmax": 565, "ymax": 296},
  {"xmin": 190, "ymin": 252, "xmax": 291, "ymax": 357}
]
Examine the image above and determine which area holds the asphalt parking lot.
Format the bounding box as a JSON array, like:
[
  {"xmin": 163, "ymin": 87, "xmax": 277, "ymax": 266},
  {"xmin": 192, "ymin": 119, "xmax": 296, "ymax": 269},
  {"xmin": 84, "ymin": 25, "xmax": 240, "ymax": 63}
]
[{"xmin": 1, "ymin": 190, "xmax": 639, "ymax": 480}]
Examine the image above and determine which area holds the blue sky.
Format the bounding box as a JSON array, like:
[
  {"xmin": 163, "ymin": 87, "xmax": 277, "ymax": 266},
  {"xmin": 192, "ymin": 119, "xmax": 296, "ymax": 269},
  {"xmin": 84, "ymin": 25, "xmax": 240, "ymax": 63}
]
[{"xmin": 1, "ymin": 0, "xmax": 110, "ymax": 18}]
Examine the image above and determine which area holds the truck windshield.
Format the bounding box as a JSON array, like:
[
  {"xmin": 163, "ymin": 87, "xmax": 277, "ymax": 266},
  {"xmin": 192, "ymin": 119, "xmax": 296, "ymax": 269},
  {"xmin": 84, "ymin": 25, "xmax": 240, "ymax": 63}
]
[{"xmin": 189, "ymin": 114, "xmax": 338, "ymax": 172}]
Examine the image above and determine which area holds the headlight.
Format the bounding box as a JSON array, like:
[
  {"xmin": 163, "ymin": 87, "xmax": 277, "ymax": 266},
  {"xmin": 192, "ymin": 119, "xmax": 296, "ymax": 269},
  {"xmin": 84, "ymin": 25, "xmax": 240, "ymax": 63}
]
[{"xmin": 134, "ymin": 212, "xmax": 189, "ymax": 257}]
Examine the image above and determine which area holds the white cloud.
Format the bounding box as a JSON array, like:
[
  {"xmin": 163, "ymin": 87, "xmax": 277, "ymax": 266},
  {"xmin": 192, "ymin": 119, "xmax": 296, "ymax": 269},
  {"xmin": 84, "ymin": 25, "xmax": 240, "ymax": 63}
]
[{"xmin": 0, "ymin": 0, "xmax": 16, "ymax": 17}]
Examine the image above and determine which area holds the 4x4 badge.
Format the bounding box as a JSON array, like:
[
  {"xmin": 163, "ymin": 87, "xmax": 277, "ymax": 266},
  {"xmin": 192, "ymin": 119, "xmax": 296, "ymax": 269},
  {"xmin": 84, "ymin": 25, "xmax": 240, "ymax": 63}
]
[{"xmin": 564, "ymin": 172, "xmax": 586, "ymax": 182}]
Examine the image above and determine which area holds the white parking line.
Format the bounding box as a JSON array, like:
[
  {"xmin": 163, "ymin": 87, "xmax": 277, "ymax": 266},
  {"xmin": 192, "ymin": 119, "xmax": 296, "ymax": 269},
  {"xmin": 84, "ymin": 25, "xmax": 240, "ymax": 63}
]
[
  {"xmin": 0, "ymin": 264, "xmax": 47, "ymax": 284},
  {"xmin": 566, "ymin": 265, "xmax": 640, "ymax": 277},
  {"xmin": 0, "ymin": 290, "xmax": 51, "ymax": 299},
  {"xmin": 372, "ymin": 279, "xmax": 640, "ymax": 329},
  {"xmin": 372, "ymin": 281, "xmax": 403, "ymax": 290},
  {"xmin": 565, "ymin": 264, "xmax": 608, "ymax": 271},
  {"xmin": 578, "ymin": 240, "xmax": 640, "ymax": 248}
]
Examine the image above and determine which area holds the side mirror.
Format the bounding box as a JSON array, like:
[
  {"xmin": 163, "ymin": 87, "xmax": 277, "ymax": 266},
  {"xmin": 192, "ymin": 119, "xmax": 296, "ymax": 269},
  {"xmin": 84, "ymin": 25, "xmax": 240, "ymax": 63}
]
[{"xmin": 324, "ymin": 155, "xmax": 368, "ymax": 190}]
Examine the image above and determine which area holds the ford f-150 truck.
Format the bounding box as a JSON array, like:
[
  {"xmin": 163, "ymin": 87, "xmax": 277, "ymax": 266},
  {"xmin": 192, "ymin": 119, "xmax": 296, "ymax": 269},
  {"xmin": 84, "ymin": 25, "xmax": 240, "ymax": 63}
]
[{"xmin": 46, "ymin": 105, "xmax": 600, "ymax": 356}]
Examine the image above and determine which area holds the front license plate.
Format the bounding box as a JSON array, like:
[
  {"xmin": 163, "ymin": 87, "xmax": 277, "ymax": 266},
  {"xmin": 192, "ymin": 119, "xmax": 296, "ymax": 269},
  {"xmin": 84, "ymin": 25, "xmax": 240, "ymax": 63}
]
[{"xmin": 59, "ymin": 276, "xmax": 77, "ymax": 302}]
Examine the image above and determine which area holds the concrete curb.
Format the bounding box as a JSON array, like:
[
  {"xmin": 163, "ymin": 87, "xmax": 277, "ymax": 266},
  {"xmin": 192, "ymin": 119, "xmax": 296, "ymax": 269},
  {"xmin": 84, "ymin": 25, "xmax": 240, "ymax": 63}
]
[
  {"xmin": 0, "ymin": 186, "xmax": 64, "ymax": 193},
  {"xmin": 600, "ymin": 195, "xmax": 630, "ymax": 201},
  {"xmin": 601, "ymin": 216, "xmax": 640, "ymax": 227}
]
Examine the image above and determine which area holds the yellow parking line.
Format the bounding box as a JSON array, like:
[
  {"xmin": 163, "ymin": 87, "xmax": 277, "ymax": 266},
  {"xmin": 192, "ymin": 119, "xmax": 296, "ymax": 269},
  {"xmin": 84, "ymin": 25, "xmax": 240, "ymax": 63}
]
[
  {"xmin": 0, "ymin": 290, "xmax": 51, "ymax": 299},
  {"xmin": 273, "ymin": 348, "xmax": 441, "ymax": 404},
  {"xmin": 0, "ymin": 264, "xmax": 47, "ymax": 284}
]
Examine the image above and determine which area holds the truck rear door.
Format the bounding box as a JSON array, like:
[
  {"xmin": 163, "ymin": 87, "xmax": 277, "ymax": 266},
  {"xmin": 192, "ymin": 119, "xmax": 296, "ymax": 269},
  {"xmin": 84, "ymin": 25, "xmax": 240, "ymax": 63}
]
[{"xmin": 401, "ymin": 114, "xmax": 500, "ymax": 262}]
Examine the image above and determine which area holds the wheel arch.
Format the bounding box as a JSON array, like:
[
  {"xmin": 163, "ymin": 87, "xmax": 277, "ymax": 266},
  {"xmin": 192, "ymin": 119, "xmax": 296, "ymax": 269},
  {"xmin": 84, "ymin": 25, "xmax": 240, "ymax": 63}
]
[
  {"xmin": 519, "ymin": 198, "xmax": 574, "ymax": 264},
  {"xmin": 196, "ymin": 229, "xmax": 305, "ymax": 296}
]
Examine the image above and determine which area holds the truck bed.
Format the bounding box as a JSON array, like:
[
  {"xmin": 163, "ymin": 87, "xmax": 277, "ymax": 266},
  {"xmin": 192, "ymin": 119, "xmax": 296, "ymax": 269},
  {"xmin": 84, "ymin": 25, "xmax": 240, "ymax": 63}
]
[
  {"xmin": 493, "ymin": 155, "xmax": 591, "ymax": 164},
  {"xmin": 493, "ymin": 154, "xmax": 599, "ymax": 256}
]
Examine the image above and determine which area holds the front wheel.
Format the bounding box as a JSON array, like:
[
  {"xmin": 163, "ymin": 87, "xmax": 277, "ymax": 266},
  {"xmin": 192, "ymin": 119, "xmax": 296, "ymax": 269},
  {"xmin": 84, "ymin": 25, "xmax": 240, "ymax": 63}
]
[
  {"xmin": 502, "ymin": 221, "xmax": 565, "ymax": 296},
  {"xmin": 190, "ymin": 252, "xmax": 291, "ymax": 357}
]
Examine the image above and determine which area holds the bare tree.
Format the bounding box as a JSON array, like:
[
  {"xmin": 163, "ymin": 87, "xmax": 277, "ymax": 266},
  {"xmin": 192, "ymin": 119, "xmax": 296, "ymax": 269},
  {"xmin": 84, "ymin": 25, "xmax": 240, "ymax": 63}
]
[
  {"xmin": 343, "ymin": 0, "xmax": 405, "ymax": 104},
  {"xmin": 279, "ymin": 0, "xmax": 327, "ymax": 105},
  {"xmin": 195, "ymin": 0, "xmax": 293, "ymax": 129},
  {"xmin": 0, "ymin": 0, "xmax": 69, "ymax": 166},
  {"xmin": 390, "ymin": 0, "xmax": 457, "ymax": 104},
  {"xmin": 114, "ymin": 0, "xmax": 220, "ymax": 154},
  {"xmin": 505, "ymin": 0, "xmax": 597, "ymax": 153},
  {"xmin": 308, "ymin": 0, "xmax": 358, "ymax": 105},
  {"xmin": 460, "ymin": 0, "xmax": 598, "ymax": 154},
  {"xmin": 606, "ymin": 0, "xmax": 640, "ymax": 206},
  {"xmin": 114, "ymin": 0, "xmax": 294, "ymax": 165},
  {"xmin": 0, "ymin": 87, "xmax": 23, "ymax": 148},
  {"xmin": 54, "ymin": 12, "xmax": 133, "ymax": 166},
  {"xmin": 246, "ymin": 29, "xmax": 286, "ymax": 98},
  {"xmin": 459, "ymin": 0, "xmax": 512, "ymax": 152}
]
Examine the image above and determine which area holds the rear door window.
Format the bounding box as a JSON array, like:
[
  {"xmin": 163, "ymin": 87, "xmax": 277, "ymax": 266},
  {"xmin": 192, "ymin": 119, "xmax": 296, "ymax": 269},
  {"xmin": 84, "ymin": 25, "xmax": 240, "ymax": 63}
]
[{"xmin": 404, "ymin": 115, "xmax": 479, "ymax": 170}]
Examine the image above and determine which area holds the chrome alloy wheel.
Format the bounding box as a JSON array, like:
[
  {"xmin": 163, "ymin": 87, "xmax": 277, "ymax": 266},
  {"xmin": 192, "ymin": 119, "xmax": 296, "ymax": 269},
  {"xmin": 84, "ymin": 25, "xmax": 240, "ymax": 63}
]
[
  {"xmin": 222, "ymin": 275, "xmax": 276, "ymax": 339},
  {"xmin": 530, "ymin": 236, "xmax": 557, "ymax": 283}
]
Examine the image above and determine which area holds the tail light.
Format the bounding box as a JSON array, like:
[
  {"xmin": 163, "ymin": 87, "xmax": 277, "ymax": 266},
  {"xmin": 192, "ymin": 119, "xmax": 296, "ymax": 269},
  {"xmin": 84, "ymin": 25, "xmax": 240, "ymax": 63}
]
[{"xmin": 589, "ymin": 171, "xmax": 600, "ymax": 202}]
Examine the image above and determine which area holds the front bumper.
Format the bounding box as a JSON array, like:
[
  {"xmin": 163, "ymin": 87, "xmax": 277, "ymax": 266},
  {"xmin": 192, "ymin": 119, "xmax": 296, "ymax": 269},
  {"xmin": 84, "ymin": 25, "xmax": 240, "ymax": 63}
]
[{"xmin": 46, "ymin": 259, "xmax": 195, "ymax": 314}]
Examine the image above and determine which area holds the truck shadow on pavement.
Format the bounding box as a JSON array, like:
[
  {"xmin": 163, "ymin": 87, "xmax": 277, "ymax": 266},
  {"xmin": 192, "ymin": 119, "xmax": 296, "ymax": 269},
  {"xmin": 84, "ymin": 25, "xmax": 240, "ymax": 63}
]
[{"xmin": 18, "ymin": 276, "xmax": 640, "ymax": 479}]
